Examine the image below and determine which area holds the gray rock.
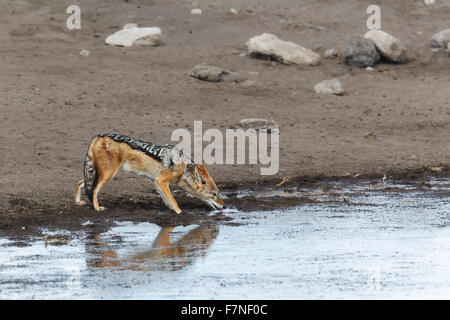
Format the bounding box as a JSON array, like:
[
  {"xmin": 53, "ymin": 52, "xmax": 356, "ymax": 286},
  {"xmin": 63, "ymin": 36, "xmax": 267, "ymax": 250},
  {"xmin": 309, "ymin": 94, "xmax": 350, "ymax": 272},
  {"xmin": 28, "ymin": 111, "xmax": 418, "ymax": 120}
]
[
  {"xmin": 313, "ymin": 79, "xmax": 345, "ymax": 95},
  {"xmin": 188, "ymin": 65, "xmax": 242, "ymax": 83},
  {"xmin": 236, "ymin": 118, "xmax": 279, "ymax": 132},
  {"xmin": 448, "ymin": 43, "xmax": 450, "ymax": 55},
  {"xmin": 344, "ymin": 34, "xmax": 380, "ymax": 67},
  {"xmin": 432, "ymin": 29, "xmax": 450, "ymax": 48},
  {"xmin": 323, "ymin": 48, "xmax": 338, "ymax": 58}
]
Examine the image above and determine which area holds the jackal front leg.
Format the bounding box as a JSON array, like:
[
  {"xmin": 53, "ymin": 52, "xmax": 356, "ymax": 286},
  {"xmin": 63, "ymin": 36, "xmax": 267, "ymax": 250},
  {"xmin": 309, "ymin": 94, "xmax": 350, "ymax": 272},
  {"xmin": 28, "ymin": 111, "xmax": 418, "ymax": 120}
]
[{"xmin": 154, "ymin": 180, "xmax": 182, "ymax": 214}]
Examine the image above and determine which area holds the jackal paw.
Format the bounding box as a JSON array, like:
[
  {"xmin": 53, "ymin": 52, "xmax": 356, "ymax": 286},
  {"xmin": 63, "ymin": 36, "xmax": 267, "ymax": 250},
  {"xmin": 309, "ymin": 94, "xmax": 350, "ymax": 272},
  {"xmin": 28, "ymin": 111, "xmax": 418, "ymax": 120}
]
[
  {"xmin": 75, "ymin": 200, "xmax": 86, "ymax": 206},
  {"xmin": 175, "ymin": 208, "xmax": 182, "ymax": 214},
  {"xmin": 96, "ymin": 206, "xmax": 107, "ymax": 211}
]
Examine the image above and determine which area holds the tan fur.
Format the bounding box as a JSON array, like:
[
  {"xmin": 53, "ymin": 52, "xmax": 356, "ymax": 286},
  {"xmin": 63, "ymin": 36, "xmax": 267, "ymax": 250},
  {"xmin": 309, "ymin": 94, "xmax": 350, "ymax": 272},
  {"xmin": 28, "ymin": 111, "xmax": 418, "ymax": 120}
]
[{"xmin": 75, "ymin": 136, "xmax": 224, "ymax": 213}]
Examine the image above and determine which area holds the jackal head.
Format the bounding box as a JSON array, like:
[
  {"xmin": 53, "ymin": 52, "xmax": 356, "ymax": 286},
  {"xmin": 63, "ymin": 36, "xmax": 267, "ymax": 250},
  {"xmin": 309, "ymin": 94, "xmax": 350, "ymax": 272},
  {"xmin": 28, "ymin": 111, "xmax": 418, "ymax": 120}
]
[{"xmin": 178, "ymin": 163, "xmax": 225, "ymax": 212}]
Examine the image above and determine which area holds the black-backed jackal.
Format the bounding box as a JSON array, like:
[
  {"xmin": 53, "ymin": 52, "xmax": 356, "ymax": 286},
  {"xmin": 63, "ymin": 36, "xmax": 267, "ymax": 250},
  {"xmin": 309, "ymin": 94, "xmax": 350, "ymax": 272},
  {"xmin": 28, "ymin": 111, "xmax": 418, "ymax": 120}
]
[{"xmin": 75, "ymin": 133, "xmax": 225, "ymax": 214}]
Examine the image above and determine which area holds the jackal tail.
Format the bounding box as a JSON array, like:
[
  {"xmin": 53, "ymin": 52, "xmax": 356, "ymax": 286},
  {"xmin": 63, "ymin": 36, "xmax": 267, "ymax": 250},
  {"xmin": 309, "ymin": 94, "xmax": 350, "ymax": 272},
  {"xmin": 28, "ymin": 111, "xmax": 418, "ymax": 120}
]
[{"xmin": 83, "ymin": 139, "xmax": 99, "ymax": 202}]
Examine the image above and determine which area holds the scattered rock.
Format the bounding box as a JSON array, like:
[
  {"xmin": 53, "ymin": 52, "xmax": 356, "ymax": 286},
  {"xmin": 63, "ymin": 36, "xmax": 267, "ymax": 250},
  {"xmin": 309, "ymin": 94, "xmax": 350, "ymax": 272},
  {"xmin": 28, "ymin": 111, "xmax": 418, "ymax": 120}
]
[
  {"xmin": 448, "ymin": 43, "xmax": 450, "ymax": 55},
  {"xmin": 431, "ymin": 29, "xmax": 450, "ymax": 48},
  {"xmin": 366, "ymin": 66, "xmax": 375, "ymax": 71},
  {"xmin": 246, "ymin": 33, "xmax": 320, "ymax": 66},
  {"xmin": 364, "ymin": 133, "xmax": 377, "ymax": 140},
  {"xmin": 191, "ymin": 8, "xmax": 202, "ymax": 15},
  {"xmin": 239, "ymin": 79, "xmax": 257, "ymax": 88},
  {"xmin": 344, "ymin": 34, "xmax": 380, "ymax": 67},
  {"xmin": 364, "ymin": 30, "xmax": 407, "ymax": 63},
  {"xmin": 431, "ymin": 47, "xmax": 440, "ymax": 53},
  {"xmin": 105, "ymin": 26, "xmax": 162, "ymax": 47},
  {"xmin": 230, "ymin": 8, "xmax": 239, "ymax": 15},
  {"xmin": 236, "ymin": 118, "xmax": 279, "ymax": 132},
  {"xmin": 188, "ymin": 64, "xmax": 243, "ymax": 83},
  {"xmin": 377, "ymin": 65, "xmax": 390, "ymax": 72},
  {"xmin": 424, "ymin": 0, "xmax": 435, "ymax": 5},
  {"xmin": 79, "ymin": 49, "xmax": 90, "ymax": 57},
  {"xmin": 323, "ymin": 48, "xmax": 338, "ymax": 58},
  {"xmin": 307, "ymin": 24, "xmax": 327, "ymax": 31},
  {"xmin": 313, "ymin": 79, "xmax": 345, "ymax": 95}
]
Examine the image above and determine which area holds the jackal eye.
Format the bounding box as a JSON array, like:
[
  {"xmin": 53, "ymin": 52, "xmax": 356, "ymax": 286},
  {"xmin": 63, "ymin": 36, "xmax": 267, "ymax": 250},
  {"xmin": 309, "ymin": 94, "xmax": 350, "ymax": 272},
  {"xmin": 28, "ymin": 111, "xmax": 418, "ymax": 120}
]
[{"xmin": 201, "ymin": 179, "xmax": 206, "ymax": 185}]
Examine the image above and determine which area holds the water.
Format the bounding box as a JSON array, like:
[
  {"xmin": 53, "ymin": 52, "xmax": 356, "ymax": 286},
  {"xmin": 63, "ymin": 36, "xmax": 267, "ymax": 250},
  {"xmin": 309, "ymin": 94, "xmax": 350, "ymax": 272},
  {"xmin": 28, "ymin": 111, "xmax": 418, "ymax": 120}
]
[{"xmin": 1, "ymin": 179, "xmax": 450, "ymax": 299}]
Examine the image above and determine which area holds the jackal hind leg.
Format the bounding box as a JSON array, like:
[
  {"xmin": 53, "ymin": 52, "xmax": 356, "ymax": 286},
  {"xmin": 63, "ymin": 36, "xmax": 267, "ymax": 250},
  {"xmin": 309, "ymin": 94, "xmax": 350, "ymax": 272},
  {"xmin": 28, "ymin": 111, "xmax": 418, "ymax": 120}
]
[
  {"xmin": 92, "ymin": 167, "xmax": 120, "ymax": 212},
  {"xmin": 75, "ymin": 179, "xmax": 86, "ymax": 206}
]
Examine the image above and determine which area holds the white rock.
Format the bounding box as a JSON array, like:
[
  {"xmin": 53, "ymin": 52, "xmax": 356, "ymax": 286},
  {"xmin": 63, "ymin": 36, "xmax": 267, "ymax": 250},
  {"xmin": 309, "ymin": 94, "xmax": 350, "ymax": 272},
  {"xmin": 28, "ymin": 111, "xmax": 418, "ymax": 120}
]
[
  {"xmin": 366, "ymin": 66, "xmax": 375, "ymax": 71},
  {"xmin": 431, "ymin": 29, "xmax": 450, "ymax": 48},
  {"xmin": 314, "ymin": 79, "xmax": 345, "ymax": 95},
  {"xmin": 191, "ymin": 8, "xmax": 202, "ymax": 15},
  {"xmin": 246, "ymin": 33, "xmax": 320, "ymax": 66},
  {"xmin": 323, "ymin": 48, "xmax": 338, "ymax": 58},
  {"xmin": 424, "ymin": 0, "xmax": 435, "ymax": 5},
  {"xmin": 230, "ymin": 8, "xmax": 239, "ymax": 15},
  {"xmin": 79, "ymin": 49, "xmax": 90, "ymax": 57},
  {"xmin": 105, "ymin": 26, "xmax": 162, "ymax": 47},
  {"xmin": 364, "ymin": 30, "xmax": 407, "ymax": 63}
]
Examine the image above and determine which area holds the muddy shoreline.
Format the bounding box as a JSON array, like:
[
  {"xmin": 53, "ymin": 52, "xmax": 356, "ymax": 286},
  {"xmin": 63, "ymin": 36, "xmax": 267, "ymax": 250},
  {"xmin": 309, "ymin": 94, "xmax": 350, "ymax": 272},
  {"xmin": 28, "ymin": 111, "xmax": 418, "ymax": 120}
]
[{"xmin": 2, "ymin": 166, "xmax": 449, "ymax": 240}]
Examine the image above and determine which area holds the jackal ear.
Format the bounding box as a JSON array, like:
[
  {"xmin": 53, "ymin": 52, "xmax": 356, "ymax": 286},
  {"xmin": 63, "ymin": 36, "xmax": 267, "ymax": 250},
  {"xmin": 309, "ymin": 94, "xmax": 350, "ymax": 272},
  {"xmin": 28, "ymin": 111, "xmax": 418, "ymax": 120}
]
[{"xmin": 197, "ymin": 164, "xmax": 208, "ymax": 175}]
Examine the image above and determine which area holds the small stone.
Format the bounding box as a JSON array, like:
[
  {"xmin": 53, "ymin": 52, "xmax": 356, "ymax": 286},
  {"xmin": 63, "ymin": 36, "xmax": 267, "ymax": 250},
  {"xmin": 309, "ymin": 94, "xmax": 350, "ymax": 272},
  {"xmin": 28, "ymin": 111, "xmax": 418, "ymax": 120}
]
[
  {"xmin": 431, "ymin": 29, "xmax": 450, "ymax": 48},
  {"xmin": 364, "ymin": 133, "xmax": 377, "ymax": 140},
  {"xmin": 364, "ymin": 30, "xmax": 407, "ymax": 63},
  {"xmin": 191, "ymin": 8, "xmax": 202, "ymax": 15},
  {"xmin": 188, "ymin": 64, "xmax": 243, "ymax": 83},
  {"xmin": 448, "ymin": 43, "xmax": 450, "ymax": 55},
  {"xmin": 230, "ymin": 8, "xmax": 239, "ymax": 15},
  {"xmin": 323, "ymin": 48, "xmax": 338, "ymax": 58},
  {"xmin": 313, "ymin": 79, "xmax": 345, "ymax": 95},
  {"xmin": 246, "ymin": 33, "xmax": 320, "ymax": 66},
  {"xmin": 79, "ymin": 49, "xmax": 90, "ymax": 57},
  {"xmin": 240, "ymin": 80, "xmax": 257, "ymax": 88},
  {"xmin": 344, "ymin": 34, "xmax": 380, "ymax": 67},
  {"xmin": 424, "ymin": 0, "xmax": 435, "ymax": 5},
  {"xmin": 431, "ymin": 47, "xmax": 440, "ymax": 53},
  {"xmin": 237, "ymin": 118, "xmax": 279, "ymax": 132},
  {"xmin": 366, "ymin": 66, "xmax": 375, "ymax": 71}
]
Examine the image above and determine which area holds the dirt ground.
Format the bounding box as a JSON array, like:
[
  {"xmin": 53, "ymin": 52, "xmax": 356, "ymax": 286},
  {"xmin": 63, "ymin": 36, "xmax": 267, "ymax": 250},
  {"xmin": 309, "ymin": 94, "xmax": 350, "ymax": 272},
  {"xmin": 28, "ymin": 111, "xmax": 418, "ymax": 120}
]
[{"xmin": 1, "ymin": 0, "xmax": 449, "ymax": 229}]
